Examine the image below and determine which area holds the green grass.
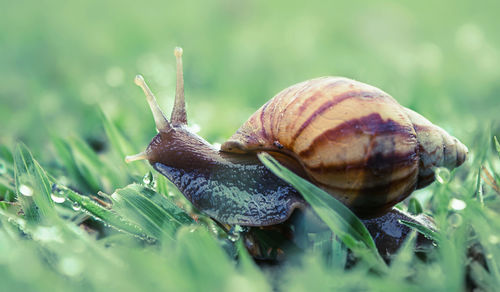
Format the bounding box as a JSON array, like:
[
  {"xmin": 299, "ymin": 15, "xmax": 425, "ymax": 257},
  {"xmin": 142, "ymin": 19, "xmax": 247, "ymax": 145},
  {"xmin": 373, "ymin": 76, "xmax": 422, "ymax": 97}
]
[
  {"xmin": 1, "ymin": 0, "xmax": 500, "ymax": 291},
  {"xmin": 2, "ymin": 136, "xmax": 499, "ymax": 290}
]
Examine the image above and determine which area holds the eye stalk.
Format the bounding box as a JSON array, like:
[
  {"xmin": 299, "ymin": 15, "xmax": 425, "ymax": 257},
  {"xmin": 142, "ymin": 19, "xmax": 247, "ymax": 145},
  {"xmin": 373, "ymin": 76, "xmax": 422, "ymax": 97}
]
[
  {"xmin": 126, "ymin": 46, "xmax": 188, "ymax": 163},
  {"xmin": 171, "ymin": 47, "xmax": 187, "ymax": 125},
  {"xmin": 134, "ymin": 74, "xmax": 172, "ymax": 133},
  {"xmin": 125, "ymin": 151, "xmax": 149, "ymax": 163}
]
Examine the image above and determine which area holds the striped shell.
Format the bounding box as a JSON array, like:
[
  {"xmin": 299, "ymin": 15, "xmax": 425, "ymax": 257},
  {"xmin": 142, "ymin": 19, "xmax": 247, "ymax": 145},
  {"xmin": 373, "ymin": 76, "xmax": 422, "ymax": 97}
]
[{"xmin": 221, "ymin": 77, "xmax": 468, "ymax": 216}]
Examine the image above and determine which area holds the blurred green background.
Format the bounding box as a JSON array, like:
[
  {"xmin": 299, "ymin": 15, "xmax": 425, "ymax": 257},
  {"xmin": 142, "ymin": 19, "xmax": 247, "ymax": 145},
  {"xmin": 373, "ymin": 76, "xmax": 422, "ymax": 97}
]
[{"xmin": 1, "ymin": 0, "xmax": 499, "ymax": 160}]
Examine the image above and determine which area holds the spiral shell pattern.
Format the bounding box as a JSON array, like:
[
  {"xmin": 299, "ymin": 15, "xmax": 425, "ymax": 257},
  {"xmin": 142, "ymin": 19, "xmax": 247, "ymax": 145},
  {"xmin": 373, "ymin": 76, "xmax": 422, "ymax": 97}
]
[{"xmin": 222, "ymin": 77, "xmax": 467, "ymax": 216}]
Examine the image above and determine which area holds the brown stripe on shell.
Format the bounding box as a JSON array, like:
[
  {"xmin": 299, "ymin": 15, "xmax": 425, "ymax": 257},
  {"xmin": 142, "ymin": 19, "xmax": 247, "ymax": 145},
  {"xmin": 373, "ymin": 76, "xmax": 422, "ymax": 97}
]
[
  {"xmin": 292, "ymin": 79, "xmax": 350, "ymax": 121},
  {"xmin": 315, "ymin": 167, "xmax": 418, "ymax": 217},
  {"xmin": 307, "ymin": 150, "xmax": 418, "ymax": 175},
  {"xmin": 315, "ymin": 166, "xmax": 417, "ymax": 197},
  {"xmin": 305, "ymin": 145, "xmax": 418, "ymax": 191},
  {"xmin": 278, "ymin": 78, "xmax": 336, "ymax": 124},
  {"xmin": 352, "ymin": 178, "xmax": 418, "ymax": 218},
  {"xmin": 289, "ymin": 90, "xmax": 388, "ymax": 148},
  {"xmin": 234, "ymin": 129, "xmax": 261, "ymax": 146},
  {"xmin": 268, "ymin": 86, "xmax": 289, "ymax": 140},
  {"xmin": 299, "ymin": 113, "xmax": 414, "ymax": 158},
  {"xmin": 259, "ymin": 101, "xmax": 271, "ymax": 140},
  {"xmin": 278, "ymin": 78, "xmax": 334, "ymax": 140}
]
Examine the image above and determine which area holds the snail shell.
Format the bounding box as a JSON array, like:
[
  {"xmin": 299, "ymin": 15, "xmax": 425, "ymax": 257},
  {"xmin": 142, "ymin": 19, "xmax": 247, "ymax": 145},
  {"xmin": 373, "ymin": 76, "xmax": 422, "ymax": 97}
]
[{"xmin": 222, "ymin": 77, "xmax": 468, "ymax": 216}]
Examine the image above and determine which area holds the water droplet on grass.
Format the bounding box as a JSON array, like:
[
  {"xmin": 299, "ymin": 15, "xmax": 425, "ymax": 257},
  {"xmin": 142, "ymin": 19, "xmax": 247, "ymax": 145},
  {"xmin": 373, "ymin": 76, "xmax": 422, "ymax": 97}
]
[
  {"xmin": 228, "ymin": 225, "xmax": 245, "ymax": 242},
  {"xmin": 59, "ymin": 257, "xmax": 83, "ymax": 277},
  {"xmin": 142, "ymin": 171, "xmax": 156, "ymax": 188},
  {"xmin": 228, "ymin": 233, "xmax": 240, "ymax": 242},
  {"xmin": 435, "ymin": 167, "xmax": 451, "ymax": 184},
  {"xmin": 51, "ymin": 193, "xmax": 66, "ymax": 203},
  {"xmin": 72, "ymin": 202, "xmax": 81, "ymax": 211},
  {"xmin": 19, "ymin": 184, "xmax": 33, "ymax": 196},
  {"xmin": 447, "ymin": 213, "xmax": 463, "ymax": 227},
  {"xmin": 33, "ymin": 226, "xmax": 63, "ymax": 243},
  {"xmin": 449, "ymin": 198, "xmax": 466, "ymax": 211},
  {"xmin": 51, "ymin": 183, "xmax": 67, "ymax": 203}
]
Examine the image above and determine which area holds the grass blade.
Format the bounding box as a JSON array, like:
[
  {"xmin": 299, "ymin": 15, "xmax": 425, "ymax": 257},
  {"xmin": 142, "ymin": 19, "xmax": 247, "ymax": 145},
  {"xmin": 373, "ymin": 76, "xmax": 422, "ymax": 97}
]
[
  {"xmin": 14, "ymin": 143, "xmax": 58, "ymax": 222},
  {"xmin": 56, "ymin": 184, "xmax": 146, "ymax": 237},
  {"xmin": 407, "ymin": 197, "xmax": 423, "ymax": 215},
  {"xmin": 258, "ymin": 152, "xmax": 386, "ymax": 269},
  {"xmin": 111, "ymin": 184, "xmax": 194, "ymax": 240},
  {"xmin": 399, "ymin": 219, "xmax": 440, "ymax": 243}
]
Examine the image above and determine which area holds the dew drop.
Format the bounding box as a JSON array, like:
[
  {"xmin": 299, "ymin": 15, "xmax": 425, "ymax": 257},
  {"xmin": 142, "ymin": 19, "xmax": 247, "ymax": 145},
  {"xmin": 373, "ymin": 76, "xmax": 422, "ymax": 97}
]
[
  {"xmin": 51, "ymin": 183, "xmax": 67, "ymax": 203},
  {"xmin": 51, "ymin": 193, "xmax": 66, "ymax": 203},
  {"xmin": 228, "ymin": 233, "xmax": 240, "ymax": 242},
  {"xmin": 72, "ymin": 202, "xmax": 81, "ymax": 211},
  {"xmin": 228, "ymin": 225, "xmax": 245, "ymax": 242},
  {"xmin": 19, "ymin": 184, "xmax": 33, "ymax": 197},
  {"xmin": 143, "ymin": 172, "xmax": 152, "ymax": 184},
  {"xmin": 33, "ymin": 226, "xmax": 63, "ymax": 243},
  {"xmin": 58, "ymin": 256, "xmax": 83, "ymax": 277},
  {"xmin": 142, "ymin": 171, "xmax": 156, "ymax": 188},
  {"xmin": 435, "ymin": 167, "xmax": 451, "ymax": 184},
  {"xmin": 447, "ymin": 213, "xmax": 463, "ymax": 227},
  {"xmin": 449, "ymin": 198, "xmax": 467, "ymax": 211}
]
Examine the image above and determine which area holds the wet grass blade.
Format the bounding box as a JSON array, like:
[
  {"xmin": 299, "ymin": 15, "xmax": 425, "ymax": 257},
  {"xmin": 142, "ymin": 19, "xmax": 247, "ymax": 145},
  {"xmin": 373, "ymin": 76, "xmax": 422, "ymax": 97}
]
[
  {"xmin": 258, "ymin": 152, "xmax": 386, "ymax": 269},
  {"xmin": 110, "ymin": 184, "xmax": 194, "ymax": 240},
  {"xmin": 399, "ymin": 220, "xmax": 440, "ymax": 243},
  {"xmin": 14, "ymin": 143, "xmax": 58, "ymax": 222},
  {"xmin": 407, "ymin": 198, "xmax": 423, "ymax": 215},
  {"xmin": 56, "ymin": 185, "xmax": 146, "ymax": 237}
]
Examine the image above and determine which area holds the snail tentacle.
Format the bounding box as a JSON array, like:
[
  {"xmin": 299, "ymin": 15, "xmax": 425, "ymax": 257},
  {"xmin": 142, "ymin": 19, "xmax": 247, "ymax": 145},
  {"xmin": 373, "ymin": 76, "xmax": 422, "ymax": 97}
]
[
  {"xmin": 125, "ymin": 151, "xmax": 149, "ymax": 163},
  {"xmin": 134, "ymin": 75, "xmax": 172, "ymax": 133},
  {"xmin": 171, "ymin": 47, "xmax": 188, "ymax": 125}
]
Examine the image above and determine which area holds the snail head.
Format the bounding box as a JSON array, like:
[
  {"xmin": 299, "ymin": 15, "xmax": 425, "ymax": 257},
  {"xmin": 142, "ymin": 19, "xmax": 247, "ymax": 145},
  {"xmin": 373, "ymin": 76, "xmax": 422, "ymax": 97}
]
[{"xmin": 125, "ymin": 47, "xmax": 197, "ymax": 165}]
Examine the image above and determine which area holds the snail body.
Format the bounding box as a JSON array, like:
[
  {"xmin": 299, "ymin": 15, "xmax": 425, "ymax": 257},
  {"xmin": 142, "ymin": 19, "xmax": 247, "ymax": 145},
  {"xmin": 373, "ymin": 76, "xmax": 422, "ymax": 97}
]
[
  {"xmin": 144, "ymin": 128, "xmax": 304, "ymax": 226},
  {"xmin": 126, "ymin": 48, "xmax": 467, "ymax": 226}
]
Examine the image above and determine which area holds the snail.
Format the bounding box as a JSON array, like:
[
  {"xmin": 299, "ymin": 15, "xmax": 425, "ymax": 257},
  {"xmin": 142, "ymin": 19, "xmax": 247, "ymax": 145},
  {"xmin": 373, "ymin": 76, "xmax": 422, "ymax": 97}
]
[{"xmin": 125, "ymin": 47, "xmax": 467, "ymax": 229}]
